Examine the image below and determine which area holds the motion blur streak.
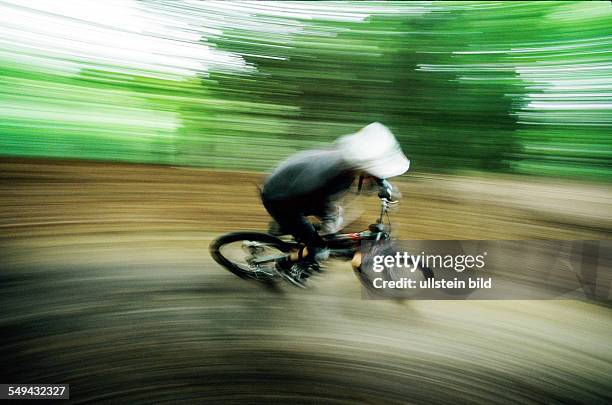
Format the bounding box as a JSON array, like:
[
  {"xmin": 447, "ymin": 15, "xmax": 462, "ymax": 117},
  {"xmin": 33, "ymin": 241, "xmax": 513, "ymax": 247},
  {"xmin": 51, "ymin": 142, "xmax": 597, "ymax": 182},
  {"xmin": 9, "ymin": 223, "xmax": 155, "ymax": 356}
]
[
  {"xmin": 1, "ymin": 1, "xmax": 612, "ymax": 404},
  {"xmin": 1, "ymin": 1, "xmax": 611, "ymax": 176},
  {"xmin": 1, "ymin": 160, "xmax": 611, "ymax": 403}
]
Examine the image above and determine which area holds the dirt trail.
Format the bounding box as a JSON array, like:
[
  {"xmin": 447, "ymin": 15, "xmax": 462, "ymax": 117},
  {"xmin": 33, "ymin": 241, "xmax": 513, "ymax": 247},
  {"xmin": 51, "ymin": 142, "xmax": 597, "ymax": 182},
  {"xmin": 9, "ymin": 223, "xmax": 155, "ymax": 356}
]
[
  {"xmin": 1, "ymin": 159, "xmax": 611, "ymax": 404},
  {"xmin": 1, "ymin": 158, "xmax": 610, "ymax": 240}
]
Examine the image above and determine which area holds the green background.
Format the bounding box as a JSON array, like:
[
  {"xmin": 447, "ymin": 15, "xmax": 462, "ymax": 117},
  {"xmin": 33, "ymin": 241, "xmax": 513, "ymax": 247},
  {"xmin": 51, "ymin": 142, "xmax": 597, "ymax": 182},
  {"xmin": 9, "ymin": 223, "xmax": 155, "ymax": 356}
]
[{"xmin": 1, "ymin": 1, "xmax": 610, "ymax": 179}]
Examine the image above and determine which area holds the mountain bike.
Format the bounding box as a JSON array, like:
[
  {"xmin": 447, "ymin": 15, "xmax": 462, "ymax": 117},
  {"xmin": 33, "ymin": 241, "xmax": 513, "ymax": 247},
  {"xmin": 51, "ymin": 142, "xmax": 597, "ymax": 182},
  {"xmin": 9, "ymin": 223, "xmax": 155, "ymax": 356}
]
[{"xmin": 210, "ymin": 194, "xmax": 434, "ymax": 287}]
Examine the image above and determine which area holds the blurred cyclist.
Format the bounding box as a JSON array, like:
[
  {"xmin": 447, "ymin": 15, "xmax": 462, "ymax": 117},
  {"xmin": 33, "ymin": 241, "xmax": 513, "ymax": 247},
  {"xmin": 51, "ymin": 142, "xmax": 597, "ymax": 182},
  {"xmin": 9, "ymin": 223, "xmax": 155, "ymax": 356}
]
[{"xmin": 260, "ymin": 122, "xmax": 410, "ymax": 287}]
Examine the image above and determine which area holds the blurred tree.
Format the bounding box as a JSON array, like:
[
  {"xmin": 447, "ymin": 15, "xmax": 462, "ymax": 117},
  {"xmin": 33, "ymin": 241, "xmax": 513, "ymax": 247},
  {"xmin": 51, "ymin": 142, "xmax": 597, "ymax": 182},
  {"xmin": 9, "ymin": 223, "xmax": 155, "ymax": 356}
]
[{"xmin": 1, "ymin": 1, "xmax": 610, "ymax": 179}]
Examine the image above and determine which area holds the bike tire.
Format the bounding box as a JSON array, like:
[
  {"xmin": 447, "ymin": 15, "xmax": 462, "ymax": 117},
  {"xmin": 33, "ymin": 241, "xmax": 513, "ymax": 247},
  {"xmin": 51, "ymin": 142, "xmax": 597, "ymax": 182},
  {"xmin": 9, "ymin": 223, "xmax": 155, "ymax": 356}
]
[
  {"xmin": 419, "ymin": 265, "xmax": 435, "ymax": 280},
  {"xmin": 210, "ymin": 231, "xmax": 293, "ymax": 282}
]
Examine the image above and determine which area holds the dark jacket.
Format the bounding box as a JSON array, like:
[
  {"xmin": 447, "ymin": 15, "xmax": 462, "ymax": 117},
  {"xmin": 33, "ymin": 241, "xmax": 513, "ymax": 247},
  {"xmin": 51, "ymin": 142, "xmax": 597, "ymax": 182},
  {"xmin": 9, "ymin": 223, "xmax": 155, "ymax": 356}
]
[{"xmin": 261, "ymin": 149, "xmax": 355, "ymax": 211}]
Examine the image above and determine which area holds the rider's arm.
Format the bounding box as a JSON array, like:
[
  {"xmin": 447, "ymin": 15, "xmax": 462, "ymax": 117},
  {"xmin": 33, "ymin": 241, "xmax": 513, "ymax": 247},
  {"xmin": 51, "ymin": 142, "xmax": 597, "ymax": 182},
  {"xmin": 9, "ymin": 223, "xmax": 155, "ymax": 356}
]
[{"xmin": 355, "ymin": 175, "xmax": 396, "ymax": 200}]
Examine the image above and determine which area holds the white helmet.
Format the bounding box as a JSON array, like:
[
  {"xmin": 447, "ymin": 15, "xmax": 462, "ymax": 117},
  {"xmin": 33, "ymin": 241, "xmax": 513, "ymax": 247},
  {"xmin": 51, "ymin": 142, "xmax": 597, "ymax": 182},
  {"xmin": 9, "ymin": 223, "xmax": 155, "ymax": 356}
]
[{"xmin": 336, "ymin": 122, "xmax": 410, "ymax": 178}]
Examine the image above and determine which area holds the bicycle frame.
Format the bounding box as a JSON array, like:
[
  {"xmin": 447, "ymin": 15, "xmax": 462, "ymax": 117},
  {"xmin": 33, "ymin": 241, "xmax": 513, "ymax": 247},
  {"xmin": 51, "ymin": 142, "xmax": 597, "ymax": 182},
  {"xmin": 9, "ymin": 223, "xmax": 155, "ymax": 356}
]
[{"xmin": 252, "ymin": 197, "xmax": 396, "ymax": 264}]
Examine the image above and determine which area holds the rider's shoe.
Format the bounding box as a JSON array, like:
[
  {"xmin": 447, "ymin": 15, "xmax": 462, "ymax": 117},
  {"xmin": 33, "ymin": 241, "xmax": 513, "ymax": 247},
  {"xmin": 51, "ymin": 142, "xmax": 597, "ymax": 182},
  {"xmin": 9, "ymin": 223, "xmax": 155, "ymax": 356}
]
[
  {"xmin": 306, "ymin": 247, "xmax": 329, "ymax": 274},
  {"xmin": 275, "ymin": 257, "xmax": 310, "ymax": 288},
  {"xmin": 309, "ymin": 261, "xmax": 325, "ymax": 274}
]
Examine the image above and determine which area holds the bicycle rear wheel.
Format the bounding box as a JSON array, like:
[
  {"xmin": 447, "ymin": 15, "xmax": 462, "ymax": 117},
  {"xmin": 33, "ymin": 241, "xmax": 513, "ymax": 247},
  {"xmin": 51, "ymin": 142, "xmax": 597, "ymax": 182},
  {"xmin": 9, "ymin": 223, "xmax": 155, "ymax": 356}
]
[{"xmin": 210, "ymin": 232, "xmax": 293, "ymax": 282}]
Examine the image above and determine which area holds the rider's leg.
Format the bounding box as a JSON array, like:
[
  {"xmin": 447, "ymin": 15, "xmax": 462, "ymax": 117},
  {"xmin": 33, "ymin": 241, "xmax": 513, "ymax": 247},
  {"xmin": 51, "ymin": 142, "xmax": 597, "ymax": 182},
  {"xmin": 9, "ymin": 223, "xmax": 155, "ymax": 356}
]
[
  {"xmin": 289, "ymin": 246, "xmax": 308, "ymax": 262},
  {"xmin": 262, "ymin": 198, "xmax": 326, "ymax": 264},
  {"xmin": 312, "ymin": 202, "xmax": 343, "ymax": 236},
  {"xmin": 280, "ymin": 214, "xmax": 327, "ymax": 264}
]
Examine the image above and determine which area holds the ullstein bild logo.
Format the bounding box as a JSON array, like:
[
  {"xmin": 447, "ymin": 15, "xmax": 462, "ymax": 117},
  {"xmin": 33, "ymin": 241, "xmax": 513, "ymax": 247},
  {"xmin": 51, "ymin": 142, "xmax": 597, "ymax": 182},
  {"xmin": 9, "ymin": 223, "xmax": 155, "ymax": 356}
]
[{"xmin": 360, "ymin": 240, "xmax": 612, "ymax": 300}]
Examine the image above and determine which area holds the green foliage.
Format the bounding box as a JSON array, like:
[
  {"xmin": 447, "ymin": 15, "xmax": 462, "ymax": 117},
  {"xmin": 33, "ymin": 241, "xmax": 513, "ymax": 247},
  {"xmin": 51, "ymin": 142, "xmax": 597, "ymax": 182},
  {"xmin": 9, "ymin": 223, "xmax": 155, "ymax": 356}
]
[{"xmin": 0, "ymin": 1, "xmax": 610, "ymax": 179}]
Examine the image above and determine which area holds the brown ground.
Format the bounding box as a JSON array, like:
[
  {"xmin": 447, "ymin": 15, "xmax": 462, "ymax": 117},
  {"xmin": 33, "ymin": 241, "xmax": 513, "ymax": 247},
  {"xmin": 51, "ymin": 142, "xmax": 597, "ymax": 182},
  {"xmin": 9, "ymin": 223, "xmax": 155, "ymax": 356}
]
[
  {"xmin": 1, "ymin": 158, "xmax": 610, "ymax": 240},
  {"xmin": 1, "ymin": 158, "xmax": 611, "ymax": 404}
]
